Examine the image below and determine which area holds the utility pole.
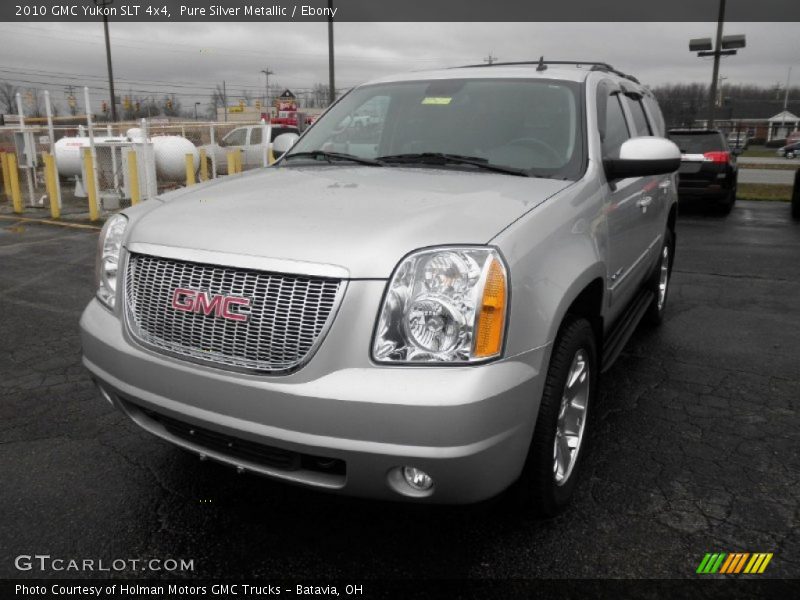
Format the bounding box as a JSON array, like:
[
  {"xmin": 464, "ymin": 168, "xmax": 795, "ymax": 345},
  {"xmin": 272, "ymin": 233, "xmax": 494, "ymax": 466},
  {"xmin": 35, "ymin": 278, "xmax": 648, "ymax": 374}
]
[
  {"xmin": 483, "ymin": 53, "xmax": 497, "ymax": 65},
  {"xmin": 223, "ymin": 80, "xmax": 228, "ymax": 122},
  {"xmin": 261, "ymin": 68, "xmax": 274, "ymax": 107},
  {"xmin": 689, "ymin": 0, "xmax": 745, "ymax": 129},
  {"xmin": 94, "ymin": 0, "xmax": 117, "ymax": 122},
  {"xmin": 707, "ymin": 0, "xmax": 726, "ymax": 128},
  {"xmin": 781, "ymin": 66, "xmax": 792, "ymax": 139},
  {"xmin": 328, "ymin": 0, "xmax": 335, "ymax": 105}
]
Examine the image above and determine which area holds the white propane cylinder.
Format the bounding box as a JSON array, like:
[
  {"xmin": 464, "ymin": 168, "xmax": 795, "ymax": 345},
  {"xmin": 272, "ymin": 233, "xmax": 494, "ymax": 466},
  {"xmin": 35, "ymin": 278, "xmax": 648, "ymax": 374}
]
[
  {"xmin": 54, "ymin": 136, "xmax": 125, "ymax": 177},
  {"xmin": 152, "ymin": 136, "xmax": 199, "ymax": 181}
]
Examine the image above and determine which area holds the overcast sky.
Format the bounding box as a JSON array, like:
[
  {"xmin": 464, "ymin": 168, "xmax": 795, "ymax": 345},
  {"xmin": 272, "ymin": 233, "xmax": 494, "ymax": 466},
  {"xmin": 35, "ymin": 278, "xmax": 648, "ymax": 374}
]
[{"xmin": 0, "ymin": 21, "xmax": 798, "ymax": 114}]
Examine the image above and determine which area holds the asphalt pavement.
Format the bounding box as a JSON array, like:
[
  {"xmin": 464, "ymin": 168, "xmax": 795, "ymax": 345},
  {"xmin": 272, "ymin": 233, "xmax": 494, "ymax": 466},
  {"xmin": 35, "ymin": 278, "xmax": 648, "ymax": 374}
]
[{"xmin": 1, "ymin": 201, "xmax": 799, "ymax": 581}]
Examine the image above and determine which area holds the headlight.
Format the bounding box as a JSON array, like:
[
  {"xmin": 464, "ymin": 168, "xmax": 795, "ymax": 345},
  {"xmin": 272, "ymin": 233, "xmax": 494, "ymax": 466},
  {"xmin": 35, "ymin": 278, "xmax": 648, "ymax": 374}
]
[
  {"xmin": 373, "ymin": 247, "xmax": 508, "ymax": 363},
  {"xmin": 95, "ymin": 214, "xmax": 128, "ymax": 310}
]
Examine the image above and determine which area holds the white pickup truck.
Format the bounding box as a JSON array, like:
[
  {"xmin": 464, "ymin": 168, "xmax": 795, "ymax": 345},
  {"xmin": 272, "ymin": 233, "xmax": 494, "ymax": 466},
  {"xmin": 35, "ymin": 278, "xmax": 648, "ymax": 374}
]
[{"xmin": 202, "ymin": 124, "xmax": 299, "ymax": 174}]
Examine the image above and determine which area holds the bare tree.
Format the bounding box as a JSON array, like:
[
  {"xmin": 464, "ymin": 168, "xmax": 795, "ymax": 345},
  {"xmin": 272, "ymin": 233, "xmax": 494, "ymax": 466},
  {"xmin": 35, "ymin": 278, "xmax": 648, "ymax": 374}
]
[
  {"xmin": 0, "ymin": 81, "xmax": 19, "ymax": 113},
  {"xmin": 208, "ymin": 84, "xmax": 226, "ymax": 119}
]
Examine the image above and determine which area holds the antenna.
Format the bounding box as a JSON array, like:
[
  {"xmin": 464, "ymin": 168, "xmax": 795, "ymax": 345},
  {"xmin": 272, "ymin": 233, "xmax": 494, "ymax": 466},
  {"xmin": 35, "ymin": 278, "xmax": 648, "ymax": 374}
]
[
  {"xmin": 483, "ymin": 53, "xmax": 497, "ymax": 65},
  {"xmin": 536, "ymin": 56, "xmax": 547, "ymax": 71}
]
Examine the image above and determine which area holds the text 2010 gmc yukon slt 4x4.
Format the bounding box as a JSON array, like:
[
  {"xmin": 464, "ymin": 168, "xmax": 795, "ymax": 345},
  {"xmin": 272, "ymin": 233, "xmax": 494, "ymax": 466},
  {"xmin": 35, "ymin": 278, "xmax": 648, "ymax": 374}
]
[{"xmin": 81, "ymin": 61, "xmax": 680, "ymax": 515}]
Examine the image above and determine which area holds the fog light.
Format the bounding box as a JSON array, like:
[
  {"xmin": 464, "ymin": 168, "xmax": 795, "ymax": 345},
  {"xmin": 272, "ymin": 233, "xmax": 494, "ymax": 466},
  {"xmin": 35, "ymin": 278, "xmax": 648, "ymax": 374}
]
[{"xmin": 402, "ymin": 466, "xmax": 434, "ymax": 491}]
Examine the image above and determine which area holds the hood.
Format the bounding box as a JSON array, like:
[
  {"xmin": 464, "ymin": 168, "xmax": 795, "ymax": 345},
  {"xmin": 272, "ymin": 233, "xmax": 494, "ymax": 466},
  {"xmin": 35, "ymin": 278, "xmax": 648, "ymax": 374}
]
[{"xmin": 128, "ymin": 166, "xmax": 571, "ymax": 278}]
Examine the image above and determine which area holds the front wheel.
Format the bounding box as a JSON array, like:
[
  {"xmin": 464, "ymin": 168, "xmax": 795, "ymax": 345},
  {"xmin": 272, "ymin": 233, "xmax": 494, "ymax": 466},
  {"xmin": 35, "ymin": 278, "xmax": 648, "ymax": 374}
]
[
  {"xmin": 515, "ymin": 317, "xmax": 598, "ymax": 517},
  {"xmin": 644, "ymin": 228, "xmax": 674, "ymax": 326}
]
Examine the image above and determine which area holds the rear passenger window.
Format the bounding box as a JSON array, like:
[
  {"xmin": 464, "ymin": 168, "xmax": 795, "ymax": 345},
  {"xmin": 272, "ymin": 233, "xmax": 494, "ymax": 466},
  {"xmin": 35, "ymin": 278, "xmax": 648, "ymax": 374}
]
[
  {"xmin": 602, "ymin": 95, "xmax": 630, "ymax": 157},
  {"xmin": 249, "ymin": 128, "xmax": 262, "ymax": 145},
  {"xmin": 624, "ymin": 96, "xmax": 652, "ymax": 136}
]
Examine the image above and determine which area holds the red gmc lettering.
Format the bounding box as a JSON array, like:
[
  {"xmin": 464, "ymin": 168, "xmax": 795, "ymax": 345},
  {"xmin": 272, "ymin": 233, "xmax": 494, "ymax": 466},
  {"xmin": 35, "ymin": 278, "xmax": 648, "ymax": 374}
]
[
  {"xmin": 195, "ymin": 291, "xmax": 222, "ymax": 316},
  {"xmin": 170, "ymin": 288, "xmax": 251, "ymax": 322},
  {"xmin": 171, "ymin": 288, "xmax": 196, "ymax": 312},
  {"xmin": 221, "ymin": 297, "xmax": 250, "ymax": 322}
]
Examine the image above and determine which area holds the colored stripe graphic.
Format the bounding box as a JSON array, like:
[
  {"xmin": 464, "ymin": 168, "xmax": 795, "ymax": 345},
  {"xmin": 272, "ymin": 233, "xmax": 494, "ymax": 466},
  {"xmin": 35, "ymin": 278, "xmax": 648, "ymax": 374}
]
[
  {"xmin": 744, "ymin": 553, "xmax": 774, "ymax": 574},
  {"xmin": 700, "ymin": 552, "xmax": 774, "ymax": 575},
  {"xmin": 697, "ymin": 553, "xmax": 727, "ymax": 573}
]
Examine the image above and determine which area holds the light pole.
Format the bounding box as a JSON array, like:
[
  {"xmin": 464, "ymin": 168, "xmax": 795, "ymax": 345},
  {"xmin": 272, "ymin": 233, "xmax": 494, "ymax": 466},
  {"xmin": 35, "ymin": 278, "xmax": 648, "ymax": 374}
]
[
  {"xmin": 688, "ymin": 0, "xmax": 745, "ymax": 128},
  {"xmin": 94, "ymin": 0, "xmax": 117, "ymax": 122},
  {"xmin": 261, "ymin": 68, "xmax": 274, "ymax": 108},
  {"xmin": 194, "ymin": 102, "xmax": 200, "ymax": 121},
  {"xmin": 328, "ymin": 0, "xmax": 335, "ymax": 105}
]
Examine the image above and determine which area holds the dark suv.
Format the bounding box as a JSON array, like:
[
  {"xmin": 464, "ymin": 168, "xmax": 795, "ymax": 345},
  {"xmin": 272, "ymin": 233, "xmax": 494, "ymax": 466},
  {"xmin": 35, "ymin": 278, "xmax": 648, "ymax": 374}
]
[{"xmin": 668, "ymin": 129, "xmax": 738, "ymax": 214}]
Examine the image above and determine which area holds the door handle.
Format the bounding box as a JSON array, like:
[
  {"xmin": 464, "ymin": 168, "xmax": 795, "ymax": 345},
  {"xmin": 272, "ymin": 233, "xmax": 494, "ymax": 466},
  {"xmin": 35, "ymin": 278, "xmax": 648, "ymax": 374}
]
[{"xmin": 636, "ymin": 196, "xmax": 653, "ymax": 209}]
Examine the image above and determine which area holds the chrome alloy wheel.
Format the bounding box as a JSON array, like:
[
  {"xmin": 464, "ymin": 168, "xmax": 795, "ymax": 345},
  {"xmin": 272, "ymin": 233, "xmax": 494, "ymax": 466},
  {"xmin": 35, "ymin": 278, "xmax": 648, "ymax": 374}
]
[
  {"xmin": 657, "ymin": 244, "xmax": 670, "ymax": 311},
  {"xmin": 553, "ymin": 349, "xmax": 590, "ymax": 486}
]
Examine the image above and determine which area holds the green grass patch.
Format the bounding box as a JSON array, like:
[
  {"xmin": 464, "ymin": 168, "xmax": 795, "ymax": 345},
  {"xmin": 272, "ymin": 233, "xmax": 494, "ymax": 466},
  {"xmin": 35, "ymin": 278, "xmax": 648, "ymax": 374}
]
[
  {"xmin": 737, "ymin": 183, "xmax": 792, "ymax": 202},
  {"xmin": 740, "ymin": 146, "xmax": 781, "ymax": 158},
  {"xmin": 738, "ymin": 162, "xmax": 799, "ymax": 171}
]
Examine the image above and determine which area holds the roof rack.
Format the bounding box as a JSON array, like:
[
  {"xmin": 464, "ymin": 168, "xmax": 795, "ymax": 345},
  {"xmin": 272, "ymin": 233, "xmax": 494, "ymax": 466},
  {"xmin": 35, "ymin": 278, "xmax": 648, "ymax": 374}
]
[{"xmin": 455, "ymin": 60, "xmax": 640, "ymax": 84}]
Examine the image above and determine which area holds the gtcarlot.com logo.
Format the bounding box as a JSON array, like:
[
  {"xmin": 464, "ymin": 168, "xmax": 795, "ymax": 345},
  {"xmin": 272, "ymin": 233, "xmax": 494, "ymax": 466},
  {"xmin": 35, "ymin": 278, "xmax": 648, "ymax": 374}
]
[
  {"xmin": 696, "ymin": 552, "xmax": 773, "ymax": 574},
  {"xmin": 15, "ymin": 554, "xmax": 195, "ymax": 573}
]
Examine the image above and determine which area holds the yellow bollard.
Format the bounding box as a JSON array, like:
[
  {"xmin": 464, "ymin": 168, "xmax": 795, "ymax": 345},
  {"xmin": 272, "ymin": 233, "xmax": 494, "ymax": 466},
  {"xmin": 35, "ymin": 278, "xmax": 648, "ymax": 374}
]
[
  {"xmin": 83, "ymin": 148, "xmax": 99, "ymax": 222},
  {"xmin": 185, "ymin": 153, "xmax": 196, "ymax": 186},
  {"xmin": 42, "ymin": 152, "xmax": 60, "ymax": 219},
  {"xmin": 238, "ymin": 149, "xmax": 244, "ymax": 173},
  {"xmin": 0, "ymin": 152, "xmax": 10, "ymax": 200},
  {"xmin": 128, "ymin": 151, "xmax": 140, "ymax": 206},
  {"xmin": 268, "ymin": 145, "xmax": 276, "ymax": 165},
  {"xmin": 227, "ymin": 151, "xmax": 237, "ymax": 175},
  {"xmin": 199, "ymin": 148, "xmax": 208, "ymax": 182},
  {"xmin": 7, "ymin": 153, "xmax": 23, "ymax": 214}
]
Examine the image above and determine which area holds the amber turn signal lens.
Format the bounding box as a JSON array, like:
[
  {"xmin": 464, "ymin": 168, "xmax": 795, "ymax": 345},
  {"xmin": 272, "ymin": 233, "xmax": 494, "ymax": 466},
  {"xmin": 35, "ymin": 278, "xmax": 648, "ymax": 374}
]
[{"xmin": 473, "ymin": 258, "xmax": 507, "ymax": 358}]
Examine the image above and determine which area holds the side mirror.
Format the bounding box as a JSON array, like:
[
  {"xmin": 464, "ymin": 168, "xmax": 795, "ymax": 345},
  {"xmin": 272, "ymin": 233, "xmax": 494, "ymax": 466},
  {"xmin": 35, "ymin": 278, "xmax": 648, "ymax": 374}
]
[
  {"xmin": 604, "ymin": 137, "xmax": 681, "ymax": 180},
  {"xmin": 273, "ymin": 132, "xmax": 299, "ymax": 156}
]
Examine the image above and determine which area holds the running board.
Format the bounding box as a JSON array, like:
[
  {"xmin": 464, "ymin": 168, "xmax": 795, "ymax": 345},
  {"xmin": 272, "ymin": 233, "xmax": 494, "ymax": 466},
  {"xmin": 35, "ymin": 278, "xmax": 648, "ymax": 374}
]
[{"xmin": 601, "ymin": 289, "xmax": 655, "ymax": 373}]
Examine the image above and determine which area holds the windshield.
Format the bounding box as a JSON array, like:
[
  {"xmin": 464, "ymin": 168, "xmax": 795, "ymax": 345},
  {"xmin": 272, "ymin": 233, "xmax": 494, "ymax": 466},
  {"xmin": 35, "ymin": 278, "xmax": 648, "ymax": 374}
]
[{"xmin": 285, "ymin": 78, "xmax": 584, "ymax": 179}]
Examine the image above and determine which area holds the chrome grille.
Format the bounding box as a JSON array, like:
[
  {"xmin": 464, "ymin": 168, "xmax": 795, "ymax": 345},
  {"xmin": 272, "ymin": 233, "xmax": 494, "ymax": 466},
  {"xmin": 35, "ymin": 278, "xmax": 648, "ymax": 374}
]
[{"xmin": 124, "ymin": 253, "xmax": 343, "ymax": 373}]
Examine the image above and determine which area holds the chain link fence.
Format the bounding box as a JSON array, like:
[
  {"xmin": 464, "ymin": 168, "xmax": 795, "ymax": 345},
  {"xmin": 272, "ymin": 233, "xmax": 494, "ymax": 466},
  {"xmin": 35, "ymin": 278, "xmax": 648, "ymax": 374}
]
[{"xmin": 1, "ymin": 105, "xmax": 287, "ymax": 221}]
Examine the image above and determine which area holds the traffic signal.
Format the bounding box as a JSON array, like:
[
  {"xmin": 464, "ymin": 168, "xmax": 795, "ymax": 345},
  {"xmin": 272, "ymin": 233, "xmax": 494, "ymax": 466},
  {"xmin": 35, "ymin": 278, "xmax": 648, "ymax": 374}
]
[
  {"xmin": 135, "ymin": 101, "xmax": 140, "ymax": 111},
  {"xmin": 123, "ymin": 96, "xmax": 131, "ymax": 110},
  {"xmin": 102, "ymin": 101, "xmax": 109, "ymax": 113},
  {"xmin": 166, "ymin": 98, "xmax": 173, "ymax": 110}
]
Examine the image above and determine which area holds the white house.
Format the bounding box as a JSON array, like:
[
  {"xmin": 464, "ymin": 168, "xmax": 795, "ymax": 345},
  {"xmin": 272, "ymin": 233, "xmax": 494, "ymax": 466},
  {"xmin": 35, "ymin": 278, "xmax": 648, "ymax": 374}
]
[{"xmin": 767, "ymin": 111, "xmax": 799, "ymax": 142}]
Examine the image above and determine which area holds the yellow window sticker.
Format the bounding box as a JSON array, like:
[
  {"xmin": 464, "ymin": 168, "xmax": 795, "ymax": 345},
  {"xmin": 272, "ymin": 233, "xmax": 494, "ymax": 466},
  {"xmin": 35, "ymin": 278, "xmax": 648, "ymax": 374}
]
[{"xmin": 421, "ymin": 97, "xmax": 452, "ymax": 105}]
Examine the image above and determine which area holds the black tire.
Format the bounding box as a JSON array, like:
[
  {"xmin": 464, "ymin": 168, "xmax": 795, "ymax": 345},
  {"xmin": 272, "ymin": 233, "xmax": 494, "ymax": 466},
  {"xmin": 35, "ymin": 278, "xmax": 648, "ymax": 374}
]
[
  {"xmin": 792, "ymin": 169, "xmax": 800, "ymax": 220},
  {"xmin": 644, "ymin": 228, "xmax": 675, "ymax": 326},
  {"xmin": 514, "ymin": 317, "xmax": 598, "ymax": 517},
  {"xmin": 718, "ymin": 176, "xmax": 737, "ymax": 215}
]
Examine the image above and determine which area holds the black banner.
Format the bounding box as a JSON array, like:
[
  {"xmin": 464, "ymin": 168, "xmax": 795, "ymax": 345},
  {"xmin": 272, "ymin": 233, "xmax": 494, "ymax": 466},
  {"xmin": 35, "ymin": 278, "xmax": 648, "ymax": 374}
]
[
  {"xmin": 2, "ymin": 0, "xmax": 800, "ymax": 22},
  {"xmin": 3, "ymin": 579, "xmax": 800, "ymax": 600}
]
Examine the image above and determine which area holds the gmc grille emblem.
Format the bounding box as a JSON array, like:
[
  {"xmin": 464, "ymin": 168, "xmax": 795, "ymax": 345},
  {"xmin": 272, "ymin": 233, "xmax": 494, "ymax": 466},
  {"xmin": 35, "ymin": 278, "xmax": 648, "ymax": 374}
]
[{"xmin": 171, "ymin": 288, "xmax": 251, "ymax": 322}]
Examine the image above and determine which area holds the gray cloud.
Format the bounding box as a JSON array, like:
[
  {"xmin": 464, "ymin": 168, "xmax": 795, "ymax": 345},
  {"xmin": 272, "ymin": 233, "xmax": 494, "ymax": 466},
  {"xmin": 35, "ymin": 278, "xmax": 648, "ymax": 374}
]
[{"xmin": 0, "ymin": 21, "xmax": 797, "ymax": 113}]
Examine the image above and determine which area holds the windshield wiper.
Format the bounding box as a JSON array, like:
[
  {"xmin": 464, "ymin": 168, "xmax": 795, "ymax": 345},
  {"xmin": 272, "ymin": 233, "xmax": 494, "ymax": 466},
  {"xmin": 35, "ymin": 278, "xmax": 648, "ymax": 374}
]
[
  {"xmin": 283, "ymin": 150, "xmax": 383, "ymax": 166},
  {"xmin": 374, "ymin": 153, "xmax": 529, "ymax": 177}
]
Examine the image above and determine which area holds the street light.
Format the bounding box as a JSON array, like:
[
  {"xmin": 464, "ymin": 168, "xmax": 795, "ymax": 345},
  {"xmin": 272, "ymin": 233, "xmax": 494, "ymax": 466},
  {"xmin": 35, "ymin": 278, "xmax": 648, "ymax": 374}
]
[
  {"xmin": 94, "ymin": 0, "xmax": 117, "ymax": 122},
  {"xmin": 689, "ymin": 0, "xmax": 745, "ymax": 128},
  {"xmin": 194, "ymin": 102, "xmax": 201, "ymax": 121}
]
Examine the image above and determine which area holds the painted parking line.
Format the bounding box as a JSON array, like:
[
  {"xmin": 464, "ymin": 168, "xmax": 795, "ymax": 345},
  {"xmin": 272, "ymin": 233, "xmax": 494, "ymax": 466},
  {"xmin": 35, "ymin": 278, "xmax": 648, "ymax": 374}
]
[{"xmin": 0, "ymin": 215, "xmax": 102, "ymax": 231}]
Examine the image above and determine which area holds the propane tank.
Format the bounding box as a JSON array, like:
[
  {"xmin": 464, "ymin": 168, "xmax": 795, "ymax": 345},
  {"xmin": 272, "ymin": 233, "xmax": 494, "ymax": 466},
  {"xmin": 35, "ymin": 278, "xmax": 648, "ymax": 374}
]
[
  {"xmin": 54, "ymin": 136, "xmax": 125, "ymax": 177},
  {"xmin": 151, "ymin": 136, "xmax": 199, "ymax": 181}
]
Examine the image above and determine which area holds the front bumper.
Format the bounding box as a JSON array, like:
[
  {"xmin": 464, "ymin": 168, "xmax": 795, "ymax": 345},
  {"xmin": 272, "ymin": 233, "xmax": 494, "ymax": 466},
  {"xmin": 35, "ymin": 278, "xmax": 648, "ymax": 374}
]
[{"xmin": 80, "ymin": 283, "xmax": 548, "ymax": 504}]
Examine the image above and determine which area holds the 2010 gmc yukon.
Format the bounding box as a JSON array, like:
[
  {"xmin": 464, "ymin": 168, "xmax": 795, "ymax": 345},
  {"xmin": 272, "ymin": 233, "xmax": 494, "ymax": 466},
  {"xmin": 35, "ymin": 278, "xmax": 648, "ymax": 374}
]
[{"xmin": 81, "ymin": 61, "xmax": 680, "ymax": 515}]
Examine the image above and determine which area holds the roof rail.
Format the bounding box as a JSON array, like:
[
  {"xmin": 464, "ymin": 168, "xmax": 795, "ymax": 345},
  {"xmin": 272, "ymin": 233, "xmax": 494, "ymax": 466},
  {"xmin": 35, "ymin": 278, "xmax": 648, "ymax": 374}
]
[{"xmin": 454, "ymin": 60, "xmax": 640, "ymax": 84}]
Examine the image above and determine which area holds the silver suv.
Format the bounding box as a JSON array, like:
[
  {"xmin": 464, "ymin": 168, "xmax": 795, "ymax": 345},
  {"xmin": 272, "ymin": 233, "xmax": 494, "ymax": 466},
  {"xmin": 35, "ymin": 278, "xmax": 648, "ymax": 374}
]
[{"xmin": 81, "ymin": 61, "xmax": 680, "ymax": 515}]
